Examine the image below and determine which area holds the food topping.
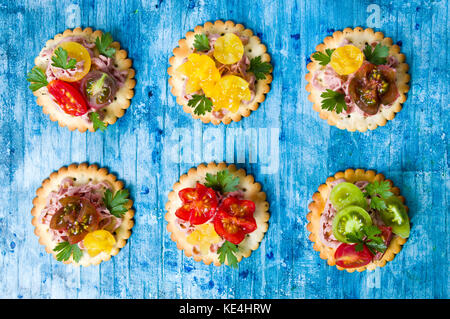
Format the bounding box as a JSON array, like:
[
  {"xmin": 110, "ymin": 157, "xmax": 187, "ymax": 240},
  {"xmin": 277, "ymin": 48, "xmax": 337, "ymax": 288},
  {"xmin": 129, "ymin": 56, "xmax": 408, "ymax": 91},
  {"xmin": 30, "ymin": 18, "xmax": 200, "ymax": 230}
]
[
  {"xmin": 330, "ymin": 45, "xmax": 364, "ymax": 75},
  {"xmin": 81, "ymin": 71, "xmax": 118, "ymax": 109},
  {"xmin": 175, "ymin": 183, "xmax": 219, "ymax": 225},
  {"xmin": 178, "ymin": 32, "xmax": 271, "ymax": 116},
  {"xmin": 312, "ymin": 39, "xmax": 400, "ymax": 116},
  {"xmin": 51, "ymin": 42, "xmax": 92, "ymax": 82},
  {"xmin": 83, "ymin": 230, "xmax": 117, "ymax": 257},
  {"xmin": 213, "ymin": 33, "xmax": 244, "ymax": 65},
  {"xmin": 334, "ymin": 242, "xmax": 373, "ymax": 269},
  {"xmin": 213, "ymin": 196, "xmax": 257, "ymax": 245},
  {"xmin": 47, "ymin": 80, "xmax": 88, "ymax": 116},
  {"xmin": 211, "ymin": 75, "xmax": 251, "ymax": 113},
  {"xmin": 95, "ymin": 32, "xmax": 116, "ymax": 58},
  {"xmin": 321, "ymin": 177, "xmax": 410, "ymax": 268},
  {"xmin": 186, "ymin": 223, "xmax": 222, "ymax": 255}
]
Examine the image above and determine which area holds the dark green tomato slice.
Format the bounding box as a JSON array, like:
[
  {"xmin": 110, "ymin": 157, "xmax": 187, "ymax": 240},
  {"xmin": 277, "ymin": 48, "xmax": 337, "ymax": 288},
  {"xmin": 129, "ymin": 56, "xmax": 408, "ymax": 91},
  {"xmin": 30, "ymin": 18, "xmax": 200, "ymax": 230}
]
[
  {"xmin": 380, "ymin": 196, "xmax": 410, "ymax": 238},
  {"xmin": 332, "ymin": 205, "xmax": 372, "ymax": 243},
  {"xmin": 330, "ymin": 182, "xmax": 367, "ymax": 210}
]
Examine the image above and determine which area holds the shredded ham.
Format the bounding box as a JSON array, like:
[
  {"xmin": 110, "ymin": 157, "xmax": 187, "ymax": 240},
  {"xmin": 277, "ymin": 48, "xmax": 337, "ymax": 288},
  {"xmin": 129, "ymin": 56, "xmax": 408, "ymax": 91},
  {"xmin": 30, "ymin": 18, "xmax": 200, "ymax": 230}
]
[{"xmin": 40, "ymin": 178, "xmax": 122, "ymax": 247}]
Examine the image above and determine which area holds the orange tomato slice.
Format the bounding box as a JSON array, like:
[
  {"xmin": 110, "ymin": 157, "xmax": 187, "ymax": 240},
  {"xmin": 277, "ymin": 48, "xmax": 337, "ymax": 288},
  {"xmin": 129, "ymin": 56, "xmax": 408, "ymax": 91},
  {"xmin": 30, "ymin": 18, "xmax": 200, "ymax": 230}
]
[
  {"xmin": 213, "ymin": 33, "xmax": 244, "ymax": 65},
  {"xmin": 330, "ymin": 45, "xmax": 364, "ymax": 75},
  {"xmin": 55, "ymin": 41, "xmax": 91, "ymax": 82}
]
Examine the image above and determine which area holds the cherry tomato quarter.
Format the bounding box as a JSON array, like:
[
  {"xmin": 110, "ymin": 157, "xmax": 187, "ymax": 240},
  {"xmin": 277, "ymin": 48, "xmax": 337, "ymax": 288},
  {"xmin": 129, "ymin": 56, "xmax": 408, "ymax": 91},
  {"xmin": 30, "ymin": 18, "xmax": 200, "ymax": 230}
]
[
  {"xmin": 175, "ymin": 183, "xmax": 218, "ymax": 225},
  {"xmin": 334, "ymin": 243, "xmax": 374, "ymax": 268},
  {"xmin": 213, "ymin": 196, "xmax": 257, "ymax": 245},
  {"xmin": 47, "ymin": 80, "xmax": 88, "ymax": 116}
]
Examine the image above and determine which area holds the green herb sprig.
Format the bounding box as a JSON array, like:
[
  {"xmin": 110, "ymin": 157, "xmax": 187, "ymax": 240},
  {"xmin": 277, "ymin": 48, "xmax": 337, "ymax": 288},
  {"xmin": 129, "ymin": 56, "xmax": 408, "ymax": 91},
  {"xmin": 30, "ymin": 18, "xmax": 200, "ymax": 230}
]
[
  {"xmin": 320, "ymin": 89, "xmax": 347, "ymax": 114},
  {"xmin": 89, "ymin": 112, "xmax": 107, "ymax": 132},
  {"xmin": 346, "ymin": 225, "xmax": 387, "ymax": 255},
  {"xmin": 193, "ymin": 34, "xmax": 210, "ymax": 51},
  {"xmin": 51, "ymin": 47, "xmax": 77, "ymax": 69},
  {"xmin": 248, "ymin": 56, "xmax": 272, "ymax": 80},
  {"xmin": 363, "ymin": 43, "xmax": 389, "ymax": 65},
  {"xmin": 217, "ymin": 241, "xmax": 239, "ymax": 268},
  {"xmin": 103, "ymin": 189, "xmax": 130, "ymax": 218},
  {"xmin": 312, "ymin": 48, "xmax": 335, "ymax": 66},
  {"xmin": 53, "ymin": 241, "xmax": 83, "ymax": 262},
  {"xmin": 364, "ymin": 180, "xmax": 394, "ymax": 210},
  {"xmin": 204, "ymin": 170, "xmax": 240, "ymax": 194},
  {"xmin": 187, "ymin": 94, "xmax": 213, "ymax": 116},
  {"xmin": 26, "ymin": 67, "xmax": 48, "ymax": 91},
  {"xmin": 95, "ymin": 33, "xmax": 116, "ymax": 58}
]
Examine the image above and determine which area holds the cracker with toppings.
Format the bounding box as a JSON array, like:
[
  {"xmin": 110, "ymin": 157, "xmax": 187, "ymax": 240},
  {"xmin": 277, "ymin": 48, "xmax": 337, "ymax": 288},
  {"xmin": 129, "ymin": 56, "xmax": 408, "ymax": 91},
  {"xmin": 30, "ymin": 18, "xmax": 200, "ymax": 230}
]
[
  {"xmin": 28, "ymin": 27, "xmax": 136, "ymax": 132},
  {"xmin": 165, "ymin": 162, "xmax": 270, "ymax": 267},
  {"xmin": 305, "ymin": 27, "xmax": 410, "ymax": 132},
  {"xmin": 168, "ymin": 20, "xmax": 272, "ymax": 125},
  {"xmin": 31, "ymin": 163, "xmax": 134, "ymax": 266},
  {"xmin": 307, "ymin": 168, "xmax": 409, "ymax": 272}
]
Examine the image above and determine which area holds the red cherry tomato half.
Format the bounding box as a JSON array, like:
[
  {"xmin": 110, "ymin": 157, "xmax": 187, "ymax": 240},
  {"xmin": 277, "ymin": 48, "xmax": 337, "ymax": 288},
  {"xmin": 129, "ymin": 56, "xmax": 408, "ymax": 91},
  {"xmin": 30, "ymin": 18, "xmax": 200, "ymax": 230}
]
[
  {"xmin": 334, "ymin": 243, "xmax": 374, "ymax": 269},
  {"xmin": 175, "ymin": 183, "xmax": 218, "ymax": 225},
  {"xmin": 213, "ymin": 196, "xmax": 257, "ymax": 245},
  {"xmin": 47, "ymin": 80, "xmax": 88, "ymax": 116}
]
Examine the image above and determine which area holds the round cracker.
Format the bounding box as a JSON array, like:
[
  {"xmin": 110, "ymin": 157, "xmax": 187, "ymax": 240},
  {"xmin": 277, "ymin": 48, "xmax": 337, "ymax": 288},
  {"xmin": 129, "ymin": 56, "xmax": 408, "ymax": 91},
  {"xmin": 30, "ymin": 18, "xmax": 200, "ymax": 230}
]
[
  {"xmin": 168, "ymin": 20, "xmax": 272, "ymax": 125},
  {"xmin": 306, "ymin": 168, "xmax": 409, "ymax": 272},
  {"xmin": 32, "ymin": 27, "xmax": 136, "ymax": 132},
  {"xmin": 165, "ymin": 162, "xmax": 270, "ymax": 266},
  {"xmin": 31, "ymin": 163, "xmax": 135, "ymax": 266},
  {"xmin": 305, "ymin": 27, "xmax": 410, "ymax": 132}
]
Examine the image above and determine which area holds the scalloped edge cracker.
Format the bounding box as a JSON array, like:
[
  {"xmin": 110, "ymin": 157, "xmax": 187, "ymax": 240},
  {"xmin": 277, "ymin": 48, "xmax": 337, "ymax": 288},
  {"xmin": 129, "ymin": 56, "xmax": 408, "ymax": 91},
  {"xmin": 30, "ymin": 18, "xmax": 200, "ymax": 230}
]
[
  {"xmin": 165, "ymin": 162, "xmax": 270, "ymax": 266},
  {"xmin": 32, "ymin": 27, "xmax": 136, "ymax": 132},
  {"xmin": 31, "ymin": 163, "xmax": 135, "ymax": 266},
  {"xmin": 168, "ymin": 20, "xmax": 272, "ymax": 125},
  {"xmin": 306, "ymin": 168, "xmax": 408, "ymax": 272},
  {"xmin": 305, "ymin": 27, "xmax": 410, "ymax": 132}
]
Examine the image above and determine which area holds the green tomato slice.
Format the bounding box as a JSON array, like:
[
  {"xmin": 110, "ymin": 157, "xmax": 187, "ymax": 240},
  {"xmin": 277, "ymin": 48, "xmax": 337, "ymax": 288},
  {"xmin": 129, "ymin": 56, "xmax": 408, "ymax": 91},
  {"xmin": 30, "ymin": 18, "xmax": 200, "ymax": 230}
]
[
  {"xmin": 332, "ymin": 205, "xmax": 372, "ymax": 243},
  {"xmin": 380, "ymin": 196, "xmax": 410, "ymax": 238},
  {"xmin": 330, "ymin": 182, "xmax": 367, "ymax": 210}
]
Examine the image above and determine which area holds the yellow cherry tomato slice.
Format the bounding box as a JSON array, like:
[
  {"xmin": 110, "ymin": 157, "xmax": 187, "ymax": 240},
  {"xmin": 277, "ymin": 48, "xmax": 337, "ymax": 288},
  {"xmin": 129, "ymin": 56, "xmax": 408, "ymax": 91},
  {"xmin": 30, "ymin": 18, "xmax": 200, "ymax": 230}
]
[
  {"xmin": 330, "ymin": 45, "xmax": 364, "ymax": 75},
  {"xmin": 176, "ymin": 53, "xmax": 220, "ymax": 96},
  {"xmin": 211, "ymin": 75, "xmax": 251, "ymax": 113},
  {"xmin": 55, "ymin": 41, "xmax": 91, "ymax": 82},
  {"xmin": 213, "ymin": 33, "xmax": 244, "ymax": 65},
  {"xmin": 83, "ymin": 230, "xmax": 116, "ymax": 257},
  {"xmin": 186, "ymin": 224, "xmax": 221, "ymax": 255}
]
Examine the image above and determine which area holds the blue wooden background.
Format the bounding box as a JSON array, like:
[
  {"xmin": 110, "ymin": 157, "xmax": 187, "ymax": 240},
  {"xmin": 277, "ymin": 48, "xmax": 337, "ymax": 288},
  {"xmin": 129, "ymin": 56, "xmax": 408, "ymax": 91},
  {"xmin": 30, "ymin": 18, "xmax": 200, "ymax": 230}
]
[{"xmin": 0, "ymin": 0, "xmax": 448, "ymax": 299}]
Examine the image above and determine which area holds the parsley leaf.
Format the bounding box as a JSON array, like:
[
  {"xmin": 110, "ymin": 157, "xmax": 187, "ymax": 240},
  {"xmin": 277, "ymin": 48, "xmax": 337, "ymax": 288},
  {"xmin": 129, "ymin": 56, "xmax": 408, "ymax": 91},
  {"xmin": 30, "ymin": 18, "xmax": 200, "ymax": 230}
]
[
  {"xmin": 312, "ymin": 48, "xmax": 335, "ymax": 66},
  {"xmin": 320, "ymin": 89, "xmax": 347, "ymax": 114},
  {"xmin": 51, "ymin": 47, "xmax": 77, "ymax": 69},
  {"xmin": 217, "ymin": 241, "xmax": 239, "ymax": 268},
  {"xmin": 26, "ymin": 67, "xmax": 48, "ymax": 91},
  {"xmin": 248, "ymin": 56, "xmax": 272, "ymax": 80},
  {"xmin": 204, "ymin": 170, "xmax": 240, "ymax": 194},
  {"xmin": 89, "ymin": 112, "xmax": 107, "ymax": 132},
  {"xmin": 346, "ymin": 225, "xmax": 387, "ymax": 255},
  {"xmin": 95, "ymin": 33, "xmax": 116, "ymax": 58},
  {"xmin": 193, "ymin": 34, "xmax": 210, "ymax": 51},
  {"xmin": 54, "ymin": 241, "xmax": 83, "ymax": 263},
  {"xmin": 187, "ymin": 94, "xmax": 213, "ymax": 115},
  {"xmin": 103, "ymin": 189, "xmax": 130, "ymax": 218},
  {"xmin": 364, "ymin": 181, "xmax": 394, "ymax": 210},
  {"xmin": 363, "ymin": 43, "xmax": 389, "ymax": 65}
]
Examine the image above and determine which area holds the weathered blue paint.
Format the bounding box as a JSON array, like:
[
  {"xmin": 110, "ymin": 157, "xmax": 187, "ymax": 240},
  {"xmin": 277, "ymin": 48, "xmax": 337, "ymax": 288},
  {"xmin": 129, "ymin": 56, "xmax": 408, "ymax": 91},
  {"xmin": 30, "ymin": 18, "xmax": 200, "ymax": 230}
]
[{"xmin": 0, "ymin": 0, "xmax": 448, "ymax": 299}]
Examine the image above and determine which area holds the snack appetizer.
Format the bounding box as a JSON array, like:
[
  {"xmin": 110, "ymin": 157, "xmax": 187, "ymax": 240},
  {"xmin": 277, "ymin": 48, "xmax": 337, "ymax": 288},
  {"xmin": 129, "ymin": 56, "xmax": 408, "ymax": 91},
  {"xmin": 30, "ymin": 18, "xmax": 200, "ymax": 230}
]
[
  {"xmin": 168, "ymin": 20, "xmax": 272, "ymax": 125},
  {"xmin": 307, "ymin": 169, "xmax": 410, "ymax": 272},
  {"xmin": 306, "ymin": 27, "xmax": 410, "ymax": 132},
  {"xmin": 31, "ymin": 163, "xmax": 134, "ymax": 266},
  {"xmin": 165, "ymin": 162, "xmax": 270, "ymax": 267},
  {"xmin": 27, "ymin": 27, "xmax": 135, "ymax": 132}
]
